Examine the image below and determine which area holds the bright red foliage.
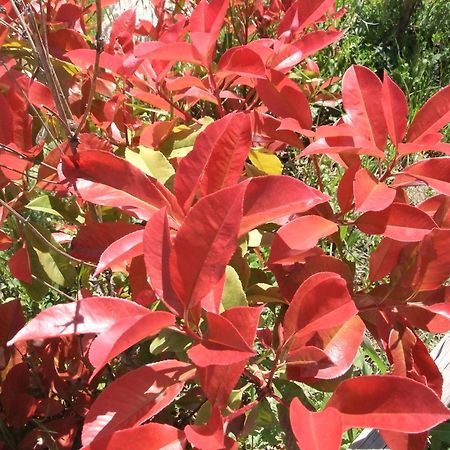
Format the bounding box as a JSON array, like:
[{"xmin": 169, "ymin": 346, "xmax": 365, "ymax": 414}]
[{"xmin": 1, "ymin": 0, "xmax": 450, "ymax": 449}]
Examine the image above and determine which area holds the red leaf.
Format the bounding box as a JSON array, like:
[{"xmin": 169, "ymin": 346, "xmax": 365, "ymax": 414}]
[
  {"xmin": 337, "ymin": 161, "xmax": 360, "ymax": 214},
  {"xmin": 410, "ymin": 229, "xmax": 450, "ymax": 291},
  {"xmin": 0, "ymin": 230, "xmax": 12, "ymax": 250},
  {"xmin": 197, "ymin": 306, "xmax": 262, "ymax": 407},
  {"xmin": 356, "ymin": 203, "xmax": 437, "ymax": 242},
  {"xmin": 70, "ymin": 222, "xmax": 143, "ymax": 263},
  {"xmin": 382, "ymin": 72, "xmax": 408, "ymax": 147},
  {"xmin": 8, "ymin": 245, "xmax": 32, "ymax": 284},
  {"xmin": 143, "ymin": 208, "xmax": 184, "ymax": 314},
  {"xmin": 278, "ymin": 0, "xmax": 335, "ymax": 38},
  {"xmin": 287, "ymin": 316, "xmax": 365, "ymax": 381},
  {"xmin": 175, "ymin": 113, "xmax": 251, "ymax": 211},
  {"xmin": 0, "ymin": 299, "xmax": 25, "ymax": 348},
  {"xmin": 353, "ymin": 168, "xmax": 396, "ymax": 212},
  {"xmin": 185, "ymin": 407, "xmax": 225, "ymax": 450},
  {"xmin": 293, "ymin": 29, "xmax": 345, "ymax": 61},
  {"xmin": 82, "ymin": 360, "xmax": 192, "ymax": 446},
  {"xmin": 8, "ymin": 297, "xmax": 150, "ymax": 345},
  {"xmin": 269, "ymin": 215, "xmax": 337, "ymax": 264},
  {"xmin": 81, "ymin": 423, "xmax": 186, "ymax": 450},
  {"xmin": 240, "ymin": 175, "xmax": 329, "ymax": 235},
  {"xmin": 395, "ymin": 157, "xmax": 450, "ymax": 195},
  {"xmin": 62, "ymin": 151, "xmax": 183, "ymax": 222},
  {"xmin": 342, "ymin": 65, "xmax": 387, "ymax": 150},
  {"xmin": 283, "ymin": 272, "xmax": 357, "ymax": 340},
  {"xmin": 170, "ymin": 185, "xmax": 246, "ymax": 309},
  {"xmin": 369, "ymin": 238, "xmax": 409, "ymax": 282},
  {"xmin": 255, "ymin": 69, "xmax": 312, "ymax": 129},
  {"xmin": 216, "ymin": 46, "xmax": 266, "ymax": 79},
  {"xmin": 188, "ymin": 311, "xmax": 255, "ymax": 367},
  {"xmin": 89, "ymin": 311, "xmax": 175, "ymax": 378},
  {"xmin": 290, "ymin": 398, "xmax": 343, "ymax": 450},
  {"xmin": 189, "ymin": 0, "xmax": 229, "ymax": 67},
  {"xmin": 327, "ymin": 376, "xmax": 450, "ymax": 433},
  {"xmin": 407, "ymin": 84, "xmax": 450, "ymax": 143},
  {"xmin": 95, "ymin": 230, "xmax": 144, "ymax": 275}
]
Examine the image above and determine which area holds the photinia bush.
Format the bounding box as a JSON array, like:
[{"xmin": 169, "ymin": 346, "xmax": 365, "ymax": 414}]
[{"xmin": 1, "ymin": 0, "xmax": 450, "ymax": 448}]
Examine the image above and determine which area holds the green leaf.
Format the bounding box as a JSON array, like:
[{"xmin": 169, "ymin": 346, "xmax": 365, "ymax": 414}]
[
  {"xmin": 26, "ymin": 195, "xmax": 82, "ymax": 222},
  {"xmin": 23, "ymin": 223, "xmax": 76, "ymax": 288},
  {"xmin": 149, "ymin": 328, "xmax": 191, "ymax": 355},
  {"xmin": 159, "ymin": 117, "xmax": 213, "ymax": 159},
  {"xmin": 220, "ymin": 265, "xmax": 248, "ymax": 311}
]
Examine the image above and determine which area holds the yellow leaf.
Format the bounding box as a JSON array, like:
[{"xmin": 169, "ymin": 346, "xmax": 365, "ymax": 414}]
[{"xmin": 249, "ymin": 148, "xmax": 282, "ymax": 175}]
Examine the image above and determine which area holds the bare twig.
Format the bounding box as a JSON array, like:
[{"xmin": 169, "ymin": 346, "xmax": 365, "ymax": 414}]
[
  {"xmin": 31, "ymin": 274, "xmax": 76, "ymax": 302},
  {"xmin": 75, "ymin": 0, "xmax": 104, "ymax": 137}
]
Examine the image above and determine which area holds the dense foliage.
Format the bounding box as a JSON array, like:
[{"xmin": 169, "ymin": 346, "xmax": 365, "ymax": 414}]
[{"xmin": 1, "ymin": 0, "xmax": 450, "ymax": 449}]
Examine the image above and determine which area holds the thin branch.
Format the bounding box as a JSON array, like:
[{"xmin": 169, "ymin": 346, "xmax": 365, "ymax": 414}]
[
  {"xmin": 75, "ymin": 0, "xmax": 104, "ymax": 138},
  {"xmin": 31, "ymin": 274, "xmax": 76, "ymax": 302},
  {"xmin": 0, "ymin": 142, "xmax": 57, "ymax": 172},
  {"xmin": 0, "ymin": 198, "xmax": 96, "ymax": 268}
]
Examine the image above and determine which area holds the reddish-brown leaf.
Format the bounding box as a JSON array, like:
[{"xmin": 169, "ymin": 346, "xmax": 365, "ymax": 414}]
[
  {"xmin": 255, "ymin": 69, "xmax": 312, "ymax": 129},
  {"xmin": 170, "ymin": 185, "xmax": 245, "ymax": 309},
  {"xmin": 95, "ymin": 230, "xmax": 144, "ymax": 275},
  {"xmin": 353, "ymin": 168, "xmax": 396, "ymax": 212},
  {"xmin": 62, "ymin": 151, "xmax": 183, "ymax": 222},
  {"xmin": 89, "ymin": 311, "xmax": 175, "ymax": 378},
  {"xmin": 81, "ymin": 423, "xmax": 186, "ymax": 450},
  {"xmin": 356, "ymin": 203, "xmax": 437, "ymax": 242},
  {"xmin": 82, "ymin": 360, "xmax": 192, "ymax": 446},
  {"xmin": 174, "ymin": 113, "xmax": 251, "ymax": 211},
  {"xmin": 283, "ymin": 272, "xmax": 357, "ymax": 340},
  {"xmin": 269, "ymin": 215, "xmax": 337, "ymax": 264},
  {"xmin": 240, "ymin": 176, "xmax": 329, "ymax": 235}
]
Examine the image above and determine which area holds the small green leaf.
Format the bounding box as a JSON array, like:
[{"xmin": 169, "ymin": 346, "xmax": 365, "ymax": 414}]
[{"xmin": 125, "ymin": 147, "xmax": 175, "ymax": 183}]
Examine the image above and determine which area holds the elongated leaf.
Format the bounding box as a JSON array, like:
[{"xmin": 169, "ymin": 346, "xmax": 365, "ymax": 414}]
[
  {"xmin": 8, "ymin": 297, "xmax": 149, "ymax": 345},
  {"xmin": 356, "ymin": 203, "xmax": 437, "ymax": 241},
  {"xmin": 185, "ymin": 408, "xmax": 225, "ymax": 450},
  {"xmin": 278, "ymin": 0, "xmax": 335, "ymax": 38},
  {"xmin": 353, "ymin": 168, "xmax": 396, "ymax": 212},
  {"xmin": 382, "ymin": 72, "xmax": 408, "ymax": 147},
  {"xmin": 293, "ymin": 29, "xmax": 345, "ymax": 61},
  {"xmin": 290, "ymin": 398, "xmax": 342, "ymax": 450},
  {"xmin": 170, "ymin": 184, "xmax": 246, "ymax": 308},
  {"xmin": 269, "ymin": 215, "xmax": 337, "ymax": 264},
  {"xmin": 396, "ymin": 158, "xmax": 450, "ymax": 195},
  {"xmin": 174, "ymin": 113, "xmax": 251, "ymax": 211},
  {"xmin": 216, "ymin": 46, "xmax": 266, "ymax": 79},
  {"xmin": 82, "ymin": 360, "xmax": 192, "ymax": 446},
  {"xmin": 328, "ymin": 376, "xmax": 450, "ymax": 432},
  {"xmin": 81, "ymin": 423, "xmax": 186, "ymax": 450},
  {"xmin": 88, "ymin": 311, "xmax": 175, "ymax": 378},
  {"xmin": 342, "ymin": 65, "xmax": 387, "ymax": 150},
  {"xmin": 143, "ymin": 209, "xmax": 183, "ymax": 315},
  {"xmin": 255, "ymin": 69, "xmax": 312, "ymax": 129},
  {"xmin": 197, "ymin": 306, "xmax": 261, "ymax": 407},
  {"xmin": 287, "ymin": 316, "xmax": 365, "ymax": 381},
  {"xmin": 240, "ymin": 176, "xmax": 329, "ymax": 235},
  {"xmin": 95, "ymin": 230, "xmax": 144, "ymax": 275},
  {"xmin": 407, "ymin": 85, "xmax": 450, "ymax": 142},
  {"xmin": 187, "ymin": 311, "xmax": 255, "ymax": 367},
  {"xmin": 62, "ymin": 151, "xmax": 183, "ymax": 222},
  {"xmin": 284, "ymin": 273, "xmax": 357, "ymax": 340}
]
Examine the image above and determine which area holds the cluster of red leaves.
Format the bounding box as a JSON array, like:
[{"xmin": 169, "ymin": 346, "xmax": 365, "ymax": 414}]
[{"xmin": 1, "ymin": 0, "xmax": 450, "ymax": 449}]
